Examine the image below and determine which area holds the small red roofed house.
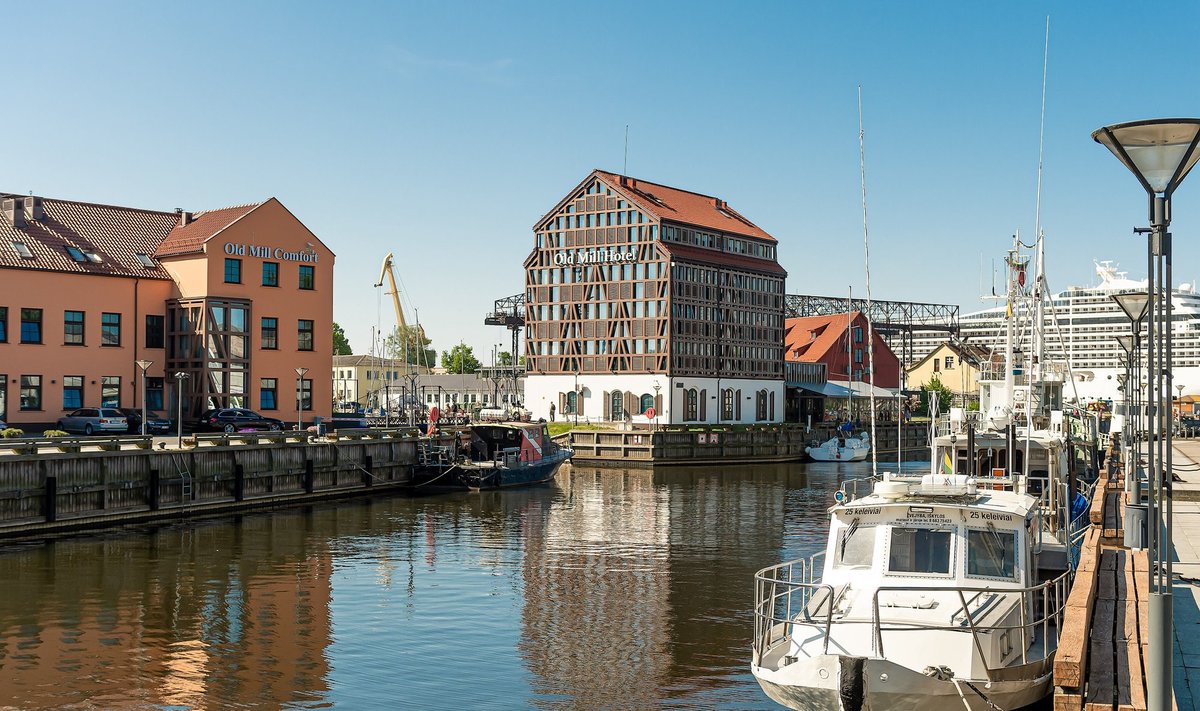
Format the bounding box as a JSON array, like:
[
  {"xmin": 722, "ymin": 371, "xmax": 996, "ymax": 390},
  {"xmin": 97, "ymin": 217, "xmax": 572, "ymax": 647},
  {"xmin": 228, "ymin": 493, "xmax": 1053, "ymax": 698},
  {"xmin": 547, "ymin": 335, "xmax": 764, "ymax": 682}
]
[{"xmin": 784, "ymin": 312, "xmax": 900, "ymax": 388}]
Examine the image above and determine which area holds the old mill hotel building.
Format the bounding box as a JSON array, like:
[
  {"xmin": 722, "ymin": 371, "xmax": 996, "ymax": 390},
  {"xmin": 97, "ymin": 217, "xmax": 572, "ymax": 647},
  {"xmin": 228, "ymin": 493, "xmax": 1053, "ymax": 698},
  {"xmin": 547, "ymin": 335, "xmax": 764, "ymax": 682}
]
[
  {"xmin": 0, "ymin": 193, "xmax": 334, "ymax": 429},
  {"xmin": 523, "ymin": 170, "xmax": 786, "ymax": 424}
]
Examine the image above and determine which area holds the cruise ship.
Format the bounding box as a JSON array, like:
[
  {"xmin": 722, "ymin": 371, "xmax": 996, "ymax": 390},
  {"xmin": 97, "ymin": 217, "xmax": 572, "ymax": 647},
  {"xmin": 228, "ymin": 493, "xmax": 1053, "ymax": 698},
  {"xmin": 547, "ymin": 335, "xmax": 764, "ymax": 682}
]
[{"xmin": 908, "ymin": 260, "xmax": 1200, "ymax": 403}]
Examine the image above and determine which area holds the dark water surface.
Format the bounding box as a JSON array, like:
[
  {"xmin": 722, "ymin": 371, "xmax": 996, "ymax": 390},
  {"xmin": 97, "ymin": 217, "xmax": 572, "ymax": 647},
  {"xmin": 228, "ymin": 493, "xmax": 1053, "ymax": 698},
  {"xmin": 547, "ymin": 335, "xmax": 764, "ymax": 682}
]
[{"xmin": 0, "ymin": 461, "xmax": 871, "ymax": 711}]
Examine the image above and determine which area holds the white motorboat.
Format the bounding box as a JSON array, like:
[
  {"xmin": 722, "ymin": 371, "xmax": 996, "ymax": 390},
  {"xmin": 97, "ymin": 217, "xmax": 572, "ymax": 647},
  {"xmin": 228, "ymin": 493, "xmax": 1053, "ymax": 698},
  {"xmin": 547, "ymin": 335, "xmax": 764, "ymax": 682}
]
[
  {"xmin": 751, "ymin": 472, "xmax": 1072, "ymax": 711},
  {"xmin": 806, "ymin": 431, "xmax": 871, "ymax": 462}
]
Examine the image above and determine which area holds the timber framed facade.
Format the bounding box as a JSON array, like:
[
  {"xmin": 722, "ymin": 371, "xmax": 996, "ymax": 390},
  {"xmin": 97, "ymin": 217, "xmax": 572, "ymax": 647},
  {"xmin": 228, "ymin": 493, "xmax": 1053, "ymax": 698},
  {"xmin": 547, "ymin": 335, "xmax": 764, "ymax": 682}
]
[{"xmin": 522, "ymin": 170, "xmax": 786, "ymax": 425}]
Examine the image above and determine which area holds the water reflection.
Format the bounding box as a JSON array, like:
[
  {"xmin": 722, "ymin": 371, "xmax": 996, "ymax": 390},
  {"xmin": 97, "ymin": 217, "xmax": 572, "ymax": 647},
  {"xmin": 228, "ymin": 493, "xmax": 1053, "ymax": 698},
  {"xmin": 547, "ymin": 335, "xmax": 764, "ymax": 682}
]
[{"xmin": 0, "ymin": 460, "xmax": 875, "ymax": 710}]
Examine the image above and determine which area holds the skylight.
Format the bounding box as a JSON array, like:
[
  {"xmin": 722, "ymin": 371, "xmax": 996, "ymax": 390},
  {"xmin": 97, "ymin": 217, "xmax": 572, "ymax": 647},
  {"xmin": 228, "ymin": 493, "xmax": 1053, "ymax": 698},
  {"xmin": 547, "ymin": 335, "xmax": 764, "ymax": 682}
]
[
  {"xmin": 85, "ymin": 251, "xmax": 102, "ymax": 263},
  {"xmin": 66, "ymin": 246, "xmax": 86, "ymax": 262},
  {"xmin": 135, "ymin": 253, "xmax": 156, "ymax": 268},
  {"xmin": 11, "ymin": 241, "xmax": 33, "ymax": 259}
]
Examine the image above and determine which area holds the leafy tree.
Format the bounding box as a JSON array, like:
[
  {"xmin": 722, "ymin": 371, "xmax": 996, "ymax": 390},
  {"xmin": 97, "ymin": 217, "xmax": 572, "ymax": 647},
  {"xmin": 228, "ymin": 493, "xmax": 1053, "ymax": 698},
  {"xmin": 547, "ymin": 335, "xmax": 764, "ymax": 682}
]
[
  {"xmin": 442, "ymin": 343, "xmax": 481, "ymax": 374},
  {"xmin": 385, "ymin": 325, "xmax": 436, "ymax": 368},
  {"xmin": 496, "ymin": 350, "xmax": 527, "ymax": 368},
  {"xmin": 919, "ymin": 374, "xmax": 955, "ymax": 417},
  {"xmin": 332, "ymin": 322, "xmax": 352, "ymax": 355}
]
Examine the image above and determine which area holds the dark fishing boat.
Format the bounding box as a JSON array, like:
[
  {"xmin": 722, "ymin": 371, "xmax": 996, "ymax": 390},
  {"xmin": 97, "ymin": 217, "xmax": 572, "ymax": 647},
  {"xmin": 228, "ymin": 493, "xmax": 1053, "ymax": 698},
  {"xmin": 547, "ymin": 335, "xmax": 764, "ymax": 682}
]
[{"xmin": 410, "ymin": 422, "xmax": 572, "ymax": 491}]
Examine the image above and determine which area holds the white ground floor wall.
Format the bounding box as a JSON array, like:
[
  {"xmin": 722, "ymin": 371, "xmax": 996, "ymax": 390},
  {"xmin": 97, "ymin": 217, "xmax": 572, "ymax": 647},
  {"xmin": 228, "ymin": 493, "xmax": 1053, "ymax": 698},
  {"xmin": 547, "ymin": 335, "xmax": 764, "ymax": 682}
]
[{"xmin": 523, "ymin": 374, "xmax": 785, "ymax": 425}]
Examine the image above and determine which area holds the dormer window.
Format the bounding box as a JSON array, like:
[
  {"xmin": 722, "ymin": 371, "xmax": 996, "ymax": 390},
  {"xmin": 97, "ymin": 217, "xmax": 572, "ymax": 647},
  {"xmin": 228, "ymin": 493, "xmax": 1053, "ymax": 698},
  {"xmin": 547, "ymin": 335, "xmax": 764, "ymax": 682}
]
[
  {"xmin": 135, "ymin": 253, "xmax": 155, "ymax": 268},
  {"xmin": 11, "ymin": 241, "xmax": 33, "ymax": 259},
  {"xmin": 66, "ymin": 246, "xmax": 86, "ymax": 262}
]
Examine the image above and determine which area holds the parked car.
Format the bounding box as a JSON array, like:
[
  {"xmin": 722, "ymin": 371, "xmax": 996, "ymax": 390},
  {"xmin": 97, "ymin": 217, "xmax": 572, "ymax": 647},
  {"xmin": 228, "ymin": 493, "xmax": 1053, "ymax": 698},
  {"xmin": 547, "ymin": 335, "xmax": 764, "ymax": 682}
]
[
  {"xmin": 330, "ymin": 415, "xmax": 371, "ymax": 429},
  {"xmin": 57, "ymin": 408, "xmax": 128, "ymax": 435},
  {"xmin": 118, "ymin": 408, "xmax": 174, "ymax": 434},
  {"xmin": 193, "ymin": 408, "xmax": 285, "ymax": 433}
]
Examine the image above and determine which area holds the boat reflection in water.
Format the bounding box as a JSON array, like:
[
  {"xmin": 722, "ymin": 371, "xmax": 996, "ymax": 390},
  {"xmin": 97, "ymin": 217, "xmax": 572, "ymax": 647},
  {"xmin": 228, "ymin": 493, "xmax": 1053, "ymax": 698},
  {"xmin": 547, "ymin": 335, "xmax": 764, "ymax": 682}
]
[{"xmin": 0, "ymin": 460, "xmax": 874, "ymax": 710}]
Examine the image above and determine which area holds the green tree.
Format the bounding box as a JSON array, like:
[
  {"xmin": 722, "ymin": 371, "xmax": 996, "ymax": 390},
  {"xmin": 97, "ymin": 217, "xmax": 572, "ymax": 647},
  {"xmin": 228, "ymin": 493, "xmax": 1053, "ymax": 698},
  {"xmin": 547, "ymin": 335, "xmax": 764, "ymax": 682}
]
[
  {"xmin": 442, "ymin": 343, "xmax": 482, "ymax": 374},
  {"xmin": 496, "ymin": 351, "xmax": 527, "ymax": 368},
  {"xmin": 919, "ymin": 374, "xmax": 955, "ymax": 417},
  {"xmin": 332, "ymin": 322, "xmax": 352, "ymax": 355},
  {"xmin": 385, "ymin": 325, "xmax": 436, "ymax": 368}
]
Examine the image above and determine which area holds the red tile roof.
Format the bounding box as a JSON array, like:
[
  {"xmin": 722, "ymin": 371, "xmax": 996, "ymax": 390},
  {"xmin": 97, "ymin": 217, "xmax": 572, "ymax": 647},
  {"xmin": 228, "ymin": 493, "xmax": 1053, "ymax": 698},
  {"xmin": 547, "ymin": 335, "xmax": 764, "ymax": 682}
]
[
  {"xmin": 784, "ymin": 312, "xmax": 862, "ymax": 363},
  {"xmin": 657, "ymin": 242, "xmax": 787, "ymax": 275},
  {"xmin": 0, "ymin": 194, "xmax": 179, "ymax": 279},
  {"xmin": 154, "ymin": 202, "xmax": 263, "ymax": 257},
  {"xmin": 594, "ymin": 170, "xmax": 776, "ymax": 243}
]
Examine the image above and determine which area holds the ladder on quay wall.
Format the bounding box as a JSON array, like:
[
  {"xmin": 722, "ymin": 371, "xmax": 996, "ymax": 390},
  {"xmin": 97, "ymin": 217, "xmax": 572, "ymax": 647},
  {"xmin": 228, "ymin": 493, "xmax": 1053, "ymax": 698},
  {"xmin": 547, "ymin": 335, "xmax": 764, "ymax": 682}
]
[{"xmin": 171, "ymin": 454, "xmax": 193, "ymax": 502}]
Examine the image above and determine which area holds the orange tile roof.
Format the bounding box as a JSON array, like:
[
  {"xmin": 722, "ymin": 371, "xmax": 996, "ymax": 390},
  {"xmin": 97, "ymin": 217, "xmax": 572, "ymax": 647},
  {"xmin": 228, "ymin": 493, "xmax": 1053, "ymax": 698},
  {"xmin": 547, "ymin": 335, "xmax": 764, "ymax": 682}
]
[
  {"xmin": 657, "ymin": 242, "xmax": 787, "ymax": 275},
  {"xmin": 154, "ymin": 202, "xmax": 263, "ymax": 257},
  {"xmin": 0, "ymin": 194, "xmax": 179, "ymax": 279},
  {"xmin": 594, "ymin": 170, "xmax": 775, "ymax": 243},
  {"xmin": 784, "ymin": 312, "xmax": 862, "ymax": 363}
]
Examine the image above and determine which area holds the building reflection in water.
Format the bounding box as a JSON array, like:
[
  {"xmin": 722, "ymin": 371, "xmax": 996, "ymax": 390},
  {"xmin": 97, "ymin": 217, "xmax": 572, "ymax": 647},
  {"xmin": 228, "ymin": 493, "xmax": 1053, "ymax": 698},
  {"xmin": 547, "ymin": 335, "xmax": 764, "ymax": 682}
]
[
  {"xmin": 0, "ymin": 515, "xmax": 334, "ymax": 711},
  {"xmin": 519, "ymin": 462, "xmax": 815, "ymax": 708}
]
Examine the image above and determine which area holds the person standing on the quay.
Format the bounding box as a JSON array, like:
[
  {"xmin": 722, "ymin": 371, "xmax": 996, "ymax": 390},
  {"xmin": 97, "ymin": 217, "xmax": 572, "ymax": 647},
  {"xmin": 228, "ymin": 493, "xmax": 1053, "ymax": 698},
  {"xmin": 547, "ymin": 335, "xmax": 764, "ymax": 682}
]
[{"xmin": 549, "ymin": 403, "xmax": 556, "ymax": 422}]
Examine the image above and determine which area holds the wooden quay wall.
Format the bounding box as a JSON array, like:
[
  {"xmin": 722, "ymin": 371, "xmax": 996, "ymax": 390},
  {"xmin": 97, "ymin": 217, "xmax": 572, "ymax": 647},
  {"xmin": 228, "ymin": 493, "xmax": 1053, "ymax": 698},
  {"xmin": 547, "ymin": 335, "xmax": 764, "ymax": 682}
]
[
  {"xmin": 0, "ymin": 429, "xmax": 429, "ymax": 540},
  {"xmin": 566, "ymin": 422, "xmax": 930, "ymax": 465}
]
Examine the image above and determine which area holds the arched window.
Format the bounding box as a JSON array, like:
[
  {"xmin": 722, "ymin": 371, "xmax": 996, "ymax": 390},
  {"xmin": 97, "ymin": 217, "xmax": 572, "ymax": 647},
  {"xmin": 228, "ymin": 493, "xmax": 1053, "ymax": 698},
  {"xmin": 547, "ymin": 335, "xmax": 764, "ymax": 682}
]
[
  {"xmin": 610, "ymin": 390, "xmax": 624, "ymax": 420},
  {"xmin": 640, "ymin": 393, "xmax": 654, "ymax": 414},
  {"xmin": 721, "ymin": 388, "xmax": 735, "ymax": 420},
  {"xmin": 685, "ymin": 388, "xmax": 698, "ymax": 421},
  {"xmin": 566, "ymin": 390, "xmax": 577, "ymax": 414},
  {"xmin": 756, "ymin": 389, "xmax": 768, "ymax": 420}
]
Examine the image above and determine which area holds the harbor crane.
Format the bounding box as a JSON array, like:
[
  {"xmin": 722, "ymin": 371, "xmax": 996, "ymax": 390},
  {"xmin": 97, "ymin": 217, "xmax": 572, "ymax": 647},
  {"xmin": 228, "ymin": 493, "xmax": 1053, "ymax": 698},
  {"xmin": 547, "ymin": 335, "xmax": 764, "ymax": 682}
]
[{"xmin": 374, "ymin": 252, "xmax": 427, "ymax": 422}]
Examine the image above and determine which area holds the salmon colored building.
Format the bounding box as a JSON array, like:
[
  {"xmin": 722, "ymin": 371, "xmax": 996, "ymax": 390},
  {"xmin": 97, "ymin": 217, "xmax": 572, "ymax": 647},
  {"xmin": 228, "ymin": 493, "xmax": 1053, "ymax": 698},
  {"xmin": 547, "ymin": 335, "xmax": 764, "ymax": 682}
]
[
  {"xmin": 784, "ymin": 311, "xmax": 900, "ymax": 388},
  {"xmin": 0, "ymin": 193, "xmax": 334, "ymax": 430}
]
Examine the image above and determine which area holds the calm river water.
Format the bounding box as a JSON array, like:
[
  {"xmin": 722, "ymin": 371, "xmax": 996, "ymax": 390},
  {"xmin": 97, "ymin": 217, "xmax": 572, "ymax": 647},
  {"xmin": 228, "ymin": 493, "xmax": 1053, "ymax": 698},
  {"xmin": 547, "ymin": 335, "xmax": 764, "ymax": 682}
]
[{"xmin": 0, "ymin": 461, "xmax": 878, "ymax": 711}]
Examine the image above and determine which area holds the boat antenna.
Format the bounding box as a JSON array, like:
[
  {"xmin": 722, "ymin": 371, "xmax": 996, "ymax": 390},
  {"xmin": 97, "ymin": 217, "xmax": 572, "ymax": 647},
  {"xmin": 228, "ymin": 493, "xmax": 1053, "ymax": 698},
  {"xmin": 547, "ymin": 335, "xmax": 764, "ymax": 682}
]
[
  {"xmin": 858, "ymin": 85, "xmax": 879, "ymax": 479},
  {"xmin": 1033, "ymin": 16, "xmax": 1050, "ymax": 243}
]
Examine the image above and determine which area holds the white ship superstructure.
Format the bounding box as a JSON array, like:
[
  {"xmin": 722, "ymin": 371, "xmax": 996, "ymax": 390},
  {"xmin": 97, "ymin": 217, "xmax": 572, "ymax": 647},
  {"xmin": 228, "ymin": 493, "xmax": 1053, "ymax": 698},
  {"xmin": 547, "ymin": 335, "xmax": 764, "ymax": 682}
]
[{"xmin": 905, "ymin": 261, "xmax": 1200, "ymax": 403}]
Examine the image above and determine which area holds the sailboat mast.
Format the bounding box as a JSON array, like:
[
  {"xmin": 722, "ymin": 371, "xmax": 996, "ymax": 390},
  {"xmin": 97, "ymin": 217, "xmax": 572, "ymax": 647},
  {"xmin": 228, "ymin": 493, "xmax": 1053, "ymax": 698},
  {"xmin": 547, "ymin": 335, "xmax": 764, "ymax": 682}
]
[{"xmin": 847, "ymin": 286, "xmax": 853, "ymax": 423}]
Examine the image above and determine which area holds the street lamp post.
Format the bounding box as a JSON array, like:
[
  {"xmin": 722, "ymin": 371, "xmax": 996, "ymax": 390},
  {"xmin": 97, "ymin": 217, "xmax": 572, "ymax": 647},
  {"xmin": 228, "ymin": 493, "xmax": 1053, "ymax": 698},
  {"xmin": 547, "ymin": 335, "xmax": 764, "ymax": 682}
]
[
  {"xmin": 1094, "ymin": 118, "xmax": 1200, "ymax": 711},
  {"xmin": 653, "ymin": 382, "xmax": 661, "ymax": 430},
  {"xmin": 173, "ymin": 372, "xmax": 189, "ymax": 448},
  {"xmin": 1114, "ymin": 299, "xmax": 1148, "ymax": 503},
  {"xmin": 574, "ymin": 371, "xmax": 580, "ymax": 426},
  {"xmin": 295, "ymin": 367, "xmax": 309, "ymax": 432},
  {"xmin": 135, "ymin": 360, "xmax": 153, "ymax": 437}
]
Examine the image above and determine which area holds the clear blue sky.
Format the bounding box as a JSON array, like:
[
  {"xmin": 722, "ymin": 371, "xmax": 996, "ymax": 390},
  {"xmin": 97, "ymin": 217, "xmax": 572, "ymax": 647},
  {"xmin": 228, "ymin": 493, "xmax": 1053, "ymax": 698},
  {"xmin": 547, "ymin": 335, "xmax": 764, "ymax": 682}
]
[{"xmin": 3, "ymin": 1, "xmax": 1199, "ymax": 363}]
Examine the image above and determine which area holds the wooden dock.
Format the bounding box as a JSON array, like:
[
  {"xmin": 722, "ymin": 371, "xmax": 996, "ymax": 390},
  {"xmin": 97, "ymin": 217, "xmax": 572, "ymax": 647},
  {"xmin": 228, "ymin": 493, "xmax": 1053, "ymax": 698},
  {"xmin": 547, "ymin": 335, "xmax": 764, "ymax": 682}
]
[{"xmin": 1054, "ymin": 440, "xmax": 1172, "ymax": 711}]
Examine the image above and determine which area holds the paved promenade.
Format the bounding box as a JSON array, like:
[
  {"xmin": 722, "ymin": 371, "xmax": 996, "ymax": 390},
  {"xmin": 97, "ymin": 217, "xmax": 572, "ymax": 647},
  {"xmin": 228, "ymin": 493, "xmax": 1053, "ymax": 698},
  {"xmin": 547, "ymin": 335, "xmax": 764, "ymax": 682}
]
[{"xmin": 1166, "ymin": 439, "xmax": 1200, "ymax": 709}]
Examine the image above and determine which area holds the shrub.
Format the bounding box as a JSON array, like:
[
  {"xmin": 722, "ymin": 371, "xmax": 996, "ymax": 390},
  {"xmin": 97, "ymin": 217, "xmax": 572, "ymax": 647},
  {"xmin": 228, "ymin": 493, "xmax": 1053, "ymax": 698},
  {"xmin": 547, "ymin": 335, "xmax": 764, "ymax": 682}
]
[
  {"xmin": 42, "ymin": 429, "xmax": 70, "ymax": 438},
  {"xmin": 0, "ymin": 427, "xmax": 25, "ymax": 439}
]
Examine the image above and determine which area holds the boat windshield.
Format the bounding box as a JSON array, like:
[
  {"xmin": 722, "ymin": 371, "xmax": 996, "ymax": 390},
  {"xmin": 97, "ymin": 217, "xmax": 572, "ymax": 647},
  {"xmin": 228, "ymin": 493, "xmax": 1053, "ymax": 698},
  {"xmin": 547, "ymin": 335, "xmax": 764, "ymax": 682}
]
[
  {"xmin": 966, "ymin": 527, "xmax": 1017, "ymax": 579},
  {"xmin": 834, "ymin": 521, "xmax": 876, "ymax": 569},
  {"xmin": 887, "ymin": 527, "xmax": 952, "ymax": 575}
]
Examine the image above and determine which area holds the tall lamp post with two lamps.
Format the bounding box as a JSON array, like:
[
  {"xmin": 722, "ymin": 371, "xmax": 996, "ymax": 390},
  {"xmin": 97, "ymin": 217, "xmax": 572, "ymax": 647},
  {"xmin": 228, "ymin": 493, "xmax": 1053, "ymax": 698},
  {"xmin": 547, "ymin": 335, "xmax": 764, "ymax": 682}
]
[
  {"xmin": 173, "ymin": 372, "xmax": 189, "ymax": 448},
  {"xmin": 1093, "ymin": 117, "xmax": 1200, "ymax": 711}
]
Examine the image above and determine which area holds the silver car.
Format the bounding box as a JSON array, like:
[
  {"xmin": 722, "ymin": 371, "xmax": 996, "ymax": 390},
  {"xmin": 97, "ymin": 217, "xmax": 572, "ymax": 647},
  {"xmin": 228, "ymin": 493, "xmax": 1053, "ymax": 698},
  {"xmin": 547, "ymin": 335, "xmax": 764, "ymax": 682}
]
[{"xmin": 57, "ymin": 408, "xmax": 128, "ymax": 435}]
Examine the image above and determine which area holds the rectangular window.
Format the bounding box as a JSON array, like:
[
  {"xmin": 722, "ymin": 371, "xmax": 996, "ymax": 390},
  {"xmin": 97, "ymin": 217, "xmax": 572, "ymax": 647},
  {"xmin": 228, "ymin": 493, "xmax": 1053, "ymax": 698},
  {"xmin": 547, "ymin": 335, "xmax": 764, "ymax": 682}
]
[
  {"xmin": 299, "ymin": 265, "xmax": 315, "ymax": 290},
  {"xmin": 224, "ymin": 258, "xmax": 242, "ymax": 284},
  {"xmin": 101, "ymin": 312, "xmax": 121, "ymax": 347},
  {"xmin": 145, "ymin": 315, "xmax": 165, "ymax": 349},
  {"xmin": 262, "ymin": 261, "xmax": 279, "ymax": 287},
  {"xmin": 260, "ymin": 378, "xmax": 278, "ymax": 410},
  {"xmin": 64, "ymin": 310, "xmax": 85, "ymax": 345},
  {"xmin": 298, "ymin": 319, "xmax": 314, "ymax": 351},
  {"xmin": 261, "ymin": 317, "xmax": 278, "ymax": 350},
  {"xmin": 19, "ymin": 375, "xmax": 41, "ymax": 410},
  {"xmin": 0, "ymin": 306, "xmax": 7, "ymax": 342},
  {"xmin": 300, "ymin": 378, "xmax": 312, "ymax": 411},
  {"xmin": 944, "ymin": 356, "xmax": 954, "ymax": 370},
  {"xmin": 101, "ymin": 376, "xmax": 121, "ymax": 407},
  {"xmin": 63, "ymin": 376, "xmax": 83, "ymax": 410},
  {"xmin": 887, "ymin": 527, "xmax": 952, "ymax": 575},
  {"xmin": 967, "ymin": 528, "xmax": 1017, "ymax": 579},
  {"xmin": 147, "ymin": 377, "xmax": 164, "ymax": 410},
  {"xmin": 853, "ymin": 327, "xmax": 863, "ymax": 343},
  {"xmin": 834, "ymin": 523, "xmax": 877, "ymax": 568},
  {"xmin": 20, "ymin": 308, "xmax": 42, "ymax": 344}
]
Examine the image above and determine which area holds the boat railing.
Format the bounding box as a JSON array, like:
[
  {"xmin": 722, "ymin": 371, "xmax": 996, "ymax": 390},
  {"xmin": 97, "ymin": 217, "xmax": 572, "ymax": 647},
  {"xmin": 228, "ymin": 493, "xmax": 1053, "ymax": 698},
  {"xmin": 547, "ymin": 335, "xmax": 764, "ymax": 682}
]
[
  {"xmin": 870, "ymin": 573, "xmax": 1071, "ymax": 679},
  {"xmin": 836, "ymin": 476, "xmax": 881, "ymax": 503},
  {"xmin": 753, "ymin": 559, "xmax": 1072, "ymax": 678}
]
